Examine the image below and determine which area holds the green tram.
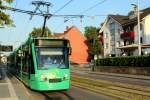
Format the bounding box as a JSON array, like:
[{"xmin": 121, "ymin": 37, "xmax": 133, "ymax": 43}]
[{"xmin": 9, "ymin": 37, "xmax": 71, "ymax": 91}]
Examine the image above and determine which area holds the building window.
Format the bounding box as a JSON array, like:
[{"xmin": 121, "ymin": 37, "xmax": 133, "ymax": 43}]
[
  {"xmin": 140, "ymin": 37, "xmax": 143, "ymax": 43},
  {"xmin": 109, "ymin": 22, "xmax": 115, "ymax": 35},
  {"xmin": 109, "ymin": 22, "xmax": 115, "ymax": 30},
  {"xmin": 104, "ymin": 43, "xmax": 109, "ymax": 49},
  {"xmin": 104, "ymin": 32, "xmax": 108, "ymax": 38},
  {"xmin": 110, "ymin": 29, "xmax": 115, "ymax": 36},
  {"xmin": 116, "ymin": 41, "xmax": 120, "ymax": 47},
  {"xmin": 106, "ymin": 43, "xmax": 108, "ymax": 49},
  {"xmin": 110, "ymin": 36, "xmax": 115, "ymax": 42},
  {"xmin": 118, "ymin": 28, "xmax": 123, "ymax": 34},
  {"xmin": 124, "ymin": 41, "xmax": 126, "ymax": 46},
  {"xmin": 104, "ymin": 44, "xmax": 106, "ymax": 49},
  {"xmin": 140, "ymin": 24, "xmax": 143, "ymax": 30}
]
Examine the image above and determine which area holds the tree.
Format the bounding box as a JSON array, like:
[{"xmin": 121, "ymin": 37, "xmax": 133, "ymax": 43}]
[
  {"xmin": 30, "ymin": 27, "xmax": 52, "ymax": 38},
  {"xmin": 84, "ymin": 26, "xmax": 102, "ymax": 59},
  {"xmin": 0, "ymin": 0, "xmax": 14, "ymax": 27}
]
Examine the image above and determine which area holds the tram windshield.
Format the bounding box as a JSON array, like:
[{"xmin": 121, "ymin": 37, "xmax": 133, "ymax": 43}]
[{"xmin": 35, "ymin": 47, "xmax": 69, "ymax": 69}]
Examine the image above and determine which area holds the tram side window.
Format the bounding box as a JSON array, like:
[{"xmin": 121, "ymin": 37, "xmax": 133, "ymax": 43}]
[
  {"xmin": 17, "ymin": 57, "xmax": 21, "ymax": 70},
  {"xmin": 29, "ymin": 54, "xmax": 35, "ymax": 74},
  {"xmin": 22, "ymin": 52, "xmax": 28, "ymax": 73},
  {"xmin": 16, "ymin": 56, "xmax": 21, "ymax": 75}
]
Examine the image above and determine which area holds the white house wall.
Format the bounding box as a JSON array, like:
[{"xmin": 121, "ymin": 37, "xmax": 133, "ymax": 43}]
[
  {"xmin": 143, "ymin": 14, "xmax": 150, "ymax": 44},
  {"xmin": 143, "ymin": 14, "xmax": 150, "ymax": 53},
  {"xmin": 103, "ymin": 17, "xmax": 123, "ymax": 57},
  {"xmin": 134, "ymin": 25, "xmax": 138, "ymax": 44},
  {"xmin": 115, "ymin": 23, "xmax": 123, "ymax": 56},
  {"xmin": 103, "ymin": 21, "xmax": 111, "ymax": 57}
]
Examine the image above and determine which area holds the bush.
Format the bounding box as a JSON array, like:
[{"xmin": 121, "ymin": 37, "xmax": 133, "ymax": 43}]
[{"xmin": 96, "ymin": 55, "xmax": 150, "ymax": 67}]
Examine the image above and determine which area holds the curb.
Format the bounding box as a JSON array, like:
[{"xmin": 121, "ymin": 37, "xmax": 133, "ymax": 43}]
[{"xmin": 88, "ymin": 71, "xmax": 150, "ymax": 80}]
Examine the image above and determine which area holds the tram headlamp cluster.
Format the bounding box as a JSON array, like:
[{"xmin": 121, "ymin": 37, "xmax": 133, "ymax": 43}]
[
  {"xmin": 63, "ymin": 74, "xmax": 68, "ymax": 80},
  {"xmin": 48, "ymin": 74, "xmax": 56, "ymax": 79},
  {"xmin": 41, "ymin": 74, "xmax": 68, "ymax": 80},
  {"xmin": 41, "ymin": 75, "xmax": 47, "ymax": 81}
]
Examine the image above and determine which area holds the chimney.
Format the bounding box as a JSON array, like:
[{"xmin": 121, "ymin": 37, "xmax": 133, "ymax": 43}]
[{"xmin": 66, "ymin": 26, "xmax": 69, "ymax": 31}]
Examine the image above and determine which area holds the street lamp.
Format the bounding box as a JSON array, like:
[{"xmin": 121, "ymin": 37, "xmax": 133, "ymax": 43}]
[{"xmin": 131, "ymin": 0, "xmax": 141, "ymax": 56}]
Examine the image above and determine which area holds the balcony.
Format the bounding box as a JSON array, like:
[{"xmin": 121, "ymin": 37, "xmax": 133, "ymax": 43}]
[{"xmin": 120, "ymin": 32, "xmax": 135, "ymax": 39}]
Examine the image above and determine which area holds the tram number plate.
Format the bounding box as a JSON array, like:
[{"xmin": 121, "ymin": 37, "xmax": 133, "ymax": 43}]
[{"xmin": 49, "ymin": 78, "xmax": 61, "ymax": 82}]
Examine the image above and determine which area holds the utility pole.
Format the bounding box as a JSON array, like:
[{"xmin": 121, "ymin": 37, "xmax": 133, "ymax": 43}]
[
  {"xmin": 137, "ymin": 0, "xmax": 141, "ymax": 56},
  {"xmin": 132, "ymin": 0, "xmax": 141, "ymax": 56}
]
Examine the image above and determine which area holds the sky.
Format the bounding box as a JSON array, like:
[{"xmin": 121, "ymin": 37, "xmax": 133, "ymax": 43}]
[{"xmin": 0, "ymin": 0, "xmax": 150, "ymax": 49}]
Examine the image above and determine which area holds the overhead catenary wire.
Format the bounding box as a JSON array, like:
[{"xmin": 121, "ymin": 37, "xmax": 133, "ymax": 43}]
[
  {"xmin": 80, "ymin": 0, "xmax": 107, "ymax": 14},
  {"xmin": 54, "ymin": 0, "xmax": 108, "ymax": 26},
  {"xmin": 4, "ymin": 0, "xmax": 107, "ymax": 33},
  {"xmin": 53, "ymin": 0, "xmax": 74, "ymax": 14}
]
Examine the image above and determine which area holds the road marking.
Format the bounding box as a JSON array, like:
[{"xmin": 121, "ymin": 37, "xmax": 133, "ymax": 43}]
[
  {"xmin": 0, "ymin": 97, "xmax": 18, "ymax": 100},
  {"xmin": 0, "ymin": 83, "xmax": 9, "ymax": 85},
  {"xmin": 9, "ymin": 73, "xmax": 31, "ymax": 97}
]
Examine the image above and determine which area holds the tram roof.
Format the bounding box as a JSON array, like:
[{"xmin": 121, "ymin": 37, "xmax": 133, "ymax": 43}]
[{"xmin": 32, "ymin": 36, "xmax": 68, "ymax": 40}]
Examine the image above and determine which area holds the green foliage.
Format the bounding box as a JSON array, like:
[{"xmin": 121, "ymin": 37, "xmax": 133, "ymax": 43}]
[
  {"xmin": 30, "ymin": 27, "xmax": 52, "ymax": 38},
  {"xmin": 2, "ymin": 0, "xmax": 13, "ymax": 3},
  {"xmin": 84, "ymin": 26, "xmax": 97, "ymax": 39},
  {"xmin": 96, "ymin": 56, "xmax": 150, "ymax": 67},
  {"xmin": 0, "ymin": 0, "xmax": 14, "ymax": 27},
  {"xmin": 84, "ymin": 26, "xmax": 102, "ymax": 58}
]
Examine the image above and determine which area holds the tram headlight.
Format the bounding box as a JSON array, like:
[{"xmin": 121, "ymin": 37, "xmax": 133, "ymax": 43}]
[
  {"xmin": 41, "ymin": 75, "xmax": 47, "ymax": 81},
  {"xmin": 63, "ymin": 74, "xmax": 68, "ymax": 80}
]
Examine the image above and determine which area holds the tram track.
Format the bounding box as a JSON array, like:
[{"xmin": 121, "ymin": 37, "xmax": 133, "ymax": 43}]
[
  {"xmin": 11, "ymin": 72, "xmax": 73, "ymax": 100},
  {"xmin": 42, "ymin": 90, "xmax": 74, "ymax": 100},
  {"xmin": 71, "ymin": 68, "xmax": 150, "ymax": 81},
  {"xmin": 71, "ymin": 75, "xmax": 150, "ymax": 100},
  {"xmin": 87, "ymin": 71, "xmax": 150, "ymax": 81},
  {"xmin": 6, "ymin": 68, "xmax": 115, "ymax": 100},
  {"xmin": 71, "ymin": 69, "xmax": 150, "ymax": 87}
]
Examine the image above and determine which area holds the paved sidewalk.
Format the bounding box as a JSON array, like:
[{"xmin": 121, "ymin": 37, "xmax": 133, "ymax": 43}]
[
  {"xmin": 0, "ymin": 67, "xmax": 18, "ymax": 100},
  {"xmin": 0, "ymin": 65, "xmax": 29, "ymax": 100}
]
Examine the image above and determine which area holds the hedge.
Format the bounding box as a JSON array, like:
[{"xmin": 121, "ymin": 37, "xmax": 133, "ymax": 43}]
[{"xmin": 96, "ymin": 56, "xmax": 150, "ymax": 67}]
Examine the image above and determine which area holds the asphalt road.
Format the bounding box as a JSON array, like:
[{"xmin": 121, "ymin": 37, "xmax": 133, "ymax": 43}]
[
  {"xmin": 0, "ymin": 64, "xmax": 117, "ymax": 100},
  {"xmin": 71, "ymin": 68, "xmax": 150, "ymax": 87}
]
